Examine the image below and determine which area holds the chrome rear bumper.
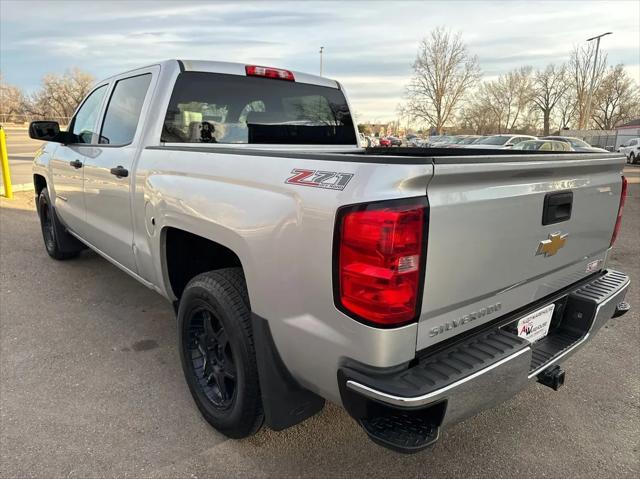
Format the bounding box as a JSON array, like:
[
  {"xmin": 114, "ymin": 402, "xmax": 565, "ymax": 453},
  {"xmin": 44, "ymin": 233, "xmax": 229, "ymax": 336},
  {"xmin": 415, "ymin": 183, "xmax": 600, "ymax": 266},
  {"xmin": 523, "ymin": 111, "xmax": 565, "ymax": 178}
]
[{"xmin": 340, "ymin": 270, "xmax": 630, "ymax": 442}]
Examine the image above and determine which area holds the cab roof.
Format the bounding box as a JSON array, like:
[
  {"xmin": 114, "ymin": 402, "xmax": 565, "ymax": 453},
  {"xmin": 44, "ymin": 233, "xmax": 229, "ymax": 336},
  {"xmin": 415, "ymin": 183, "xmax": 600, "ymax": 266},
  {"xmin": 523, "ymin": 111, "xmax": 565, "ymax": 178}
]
[{"xmin": 100, "ymin": 59, "xmax": 340, "ymax": 89}]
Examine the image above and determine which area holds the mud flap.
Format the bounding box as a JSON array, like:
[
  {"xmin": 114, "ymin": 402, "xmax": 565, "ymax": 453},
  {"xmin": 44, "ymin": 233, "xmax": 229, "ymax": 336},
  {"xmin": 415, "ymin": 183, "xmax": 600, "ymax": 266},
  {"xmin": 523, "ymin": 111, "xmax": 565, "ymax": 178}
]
[{"xmin": 251, "ymin": 313, "xmax": 325, "ymax": 431}]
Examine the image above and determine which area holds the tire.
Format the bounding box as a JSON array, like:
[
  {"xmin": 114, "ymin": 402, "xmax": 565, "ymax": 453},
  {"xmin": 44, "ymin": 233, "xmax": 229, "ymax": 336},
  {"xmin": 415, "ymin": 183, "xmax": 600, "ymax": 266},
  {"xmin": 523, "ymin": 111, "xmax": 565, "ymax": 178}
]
[
  {"xmin": 631, "ymin": 152, "xmax": 636, "ymax": 164},
  {"xmin": 37, "ymin": 187, "xmax": 82, "ymax": 260},
  {"xmin": 177, "ymin": 268, "xmax": 264, "ymax": 439}
]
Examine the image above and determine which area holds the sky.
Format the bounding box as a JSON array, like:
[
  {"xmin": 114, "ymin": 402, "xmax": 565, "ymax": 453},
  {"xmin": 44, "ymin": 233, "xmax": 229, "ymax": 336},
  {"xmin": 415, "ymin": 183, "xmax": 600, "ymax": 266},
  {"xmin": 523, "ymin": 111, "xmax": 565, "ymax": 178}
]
[{"xmin": 1, "ymin": 0, "xmax": 639, "ymax": 122}]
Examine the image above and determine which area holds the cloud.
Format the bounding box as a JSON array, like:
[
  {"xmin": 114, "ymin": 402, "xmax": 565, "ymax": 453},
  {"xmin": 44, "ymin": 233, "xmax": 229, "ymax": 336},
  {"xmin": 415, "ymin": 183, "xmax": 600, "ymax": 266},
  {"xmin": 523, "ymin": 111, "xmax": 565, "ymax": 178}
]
[{"xmin": 1, "ymin": 0, "xmax": 638, "ymax": 121}]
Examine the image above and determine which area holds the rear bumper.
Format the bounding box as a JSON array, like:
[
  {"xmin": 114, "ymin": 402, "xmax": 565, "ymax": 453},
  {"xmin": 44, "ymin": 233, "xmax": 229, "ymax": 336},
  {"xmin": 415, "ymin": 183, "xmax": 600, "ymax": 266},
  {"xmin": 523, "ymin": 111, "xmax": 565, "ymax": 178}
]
[{"xmin": 339, "ymin": 269, "xmax": 630, "ymax": 450}]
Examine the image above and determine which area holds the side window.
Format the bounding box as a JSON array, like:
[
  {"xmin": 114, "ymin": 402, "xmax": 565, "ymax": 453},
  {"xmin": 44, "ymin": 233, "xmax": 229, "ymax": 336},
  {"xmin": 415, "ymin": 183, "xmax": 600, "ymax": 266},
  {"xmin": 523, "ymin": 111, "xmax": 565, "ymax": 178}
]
[
  {"xmin": 630, "ymin": 140, "xmax": 637, "ymax": 146},
  {"xmin": 99, "ymin": 74, "xmax": 152, "ymax": 145},
  {"xmin": 71, "ymin": 85, "xmax": 108, "ymax": 144},
  {"xmin": 511, "ymin": 137, "xmax": 525, "ymax": 145}
]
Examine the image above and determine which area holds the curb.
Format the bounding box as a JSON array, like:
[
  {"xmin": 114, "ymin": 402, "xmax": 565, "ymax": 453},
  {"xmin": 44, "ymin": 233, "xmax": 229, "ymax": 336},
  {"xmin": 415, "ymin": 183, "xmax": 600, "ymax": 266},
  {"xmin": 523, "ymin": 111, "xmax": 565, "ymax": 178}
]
[{"xmin": 1, "ymin": 183, "xmax": 34, "ymax": 196}]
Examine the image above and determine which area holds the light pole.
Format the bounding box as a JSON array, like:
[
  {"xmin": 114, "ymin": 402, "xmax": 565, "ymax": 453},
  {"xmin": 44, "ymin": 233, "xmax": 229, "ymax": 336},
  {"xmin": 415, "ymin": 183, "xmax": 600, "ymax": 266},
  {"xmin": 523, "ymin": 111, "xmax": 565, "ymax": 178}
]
[
  {"xmin": 583, "ymin": 32, "xmax": 612, "ymax": 129},
  {"xmin": 319, "ymin": 46, "xmax": 324, "ymax": 76}
]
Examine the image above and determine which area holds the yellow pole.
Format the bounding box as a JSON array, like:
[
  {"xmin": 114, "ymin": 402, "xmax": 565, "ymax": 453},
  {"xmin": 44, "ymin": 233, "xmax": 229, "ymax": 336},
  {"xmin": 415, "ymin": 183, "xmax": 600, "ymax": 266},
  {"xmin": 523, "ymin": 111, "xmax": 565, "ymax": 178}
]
[{"xmin": 0, "ymin": 126, "xmax": 13, "ymax": 199}]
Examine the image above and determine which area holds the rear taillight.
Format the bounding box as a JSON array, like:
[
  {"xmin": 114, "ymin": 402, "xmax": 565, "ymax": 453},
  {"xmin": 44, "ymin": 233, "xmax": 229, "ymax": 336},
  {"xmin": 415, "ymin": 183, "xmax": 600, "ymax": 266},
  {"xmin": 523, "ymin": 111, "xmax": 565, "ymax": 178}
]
[
  {"xmin": 245, "ymin": 65, "xmax": 294, "ymax": 81},
  {"xmin": 334, "ymin": 198, "xmax": 428, "ymax": 327},
  {"xmin": 610, "ymin": 175, "xmax": 627, "ymax": 246}
]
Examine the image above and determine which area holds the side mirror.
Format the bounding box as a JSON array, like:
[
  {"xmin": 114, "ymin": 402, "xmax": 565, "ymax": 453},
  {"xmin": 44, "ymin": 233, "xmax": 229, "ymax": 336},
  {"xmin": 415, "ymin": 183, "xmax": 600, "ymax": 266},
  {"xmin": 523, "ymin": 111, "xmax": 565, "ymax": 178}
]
[
  {"xmin": 29, "ymin": 121, "xmax": 77, "ymax": 144},
  {"xmin": 29, "ymin": 121, "xmax": 61, "ymax": 141}
]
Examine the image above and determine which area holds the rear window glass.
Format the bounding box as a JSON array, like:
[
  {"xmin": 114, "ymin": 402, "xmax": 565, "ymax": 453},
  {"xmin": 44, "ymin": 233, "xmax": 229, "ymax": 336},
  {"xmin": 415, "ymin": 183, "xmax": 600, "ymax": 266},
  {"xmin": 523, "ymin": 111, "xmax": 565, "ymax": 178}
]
[{"xmin": 162, "ymin": 72, "xmax": 356, "ymax": 145}]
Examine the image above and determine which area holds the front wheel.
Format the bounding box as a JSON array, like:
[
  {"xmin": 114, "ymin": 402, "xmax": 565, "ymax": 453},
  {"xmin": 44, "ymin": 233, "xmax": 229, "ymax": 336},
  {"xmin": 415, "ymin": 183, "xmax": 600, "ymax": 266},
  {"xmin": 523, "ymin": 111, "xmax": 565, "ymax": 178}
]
[
  {"xmin": 37, "ymin": 187, "xmax": 83, "ymax": 260},
  {"xmin": 177, "ymin": 268, "xmax": 264, "ymax": 439}
]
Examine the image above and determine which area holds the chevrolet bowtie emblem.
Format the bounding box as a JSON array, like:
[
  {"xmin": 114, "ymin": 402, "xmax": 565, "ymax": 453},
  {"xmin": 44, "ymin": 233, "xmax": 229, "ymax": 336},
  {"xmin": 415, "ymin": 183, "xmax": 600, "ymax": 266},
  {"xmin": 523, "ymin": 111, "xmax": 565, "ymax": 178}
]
[{"xmin": 536, "ymin": 232, "xmax": 568, "ymax": 257}]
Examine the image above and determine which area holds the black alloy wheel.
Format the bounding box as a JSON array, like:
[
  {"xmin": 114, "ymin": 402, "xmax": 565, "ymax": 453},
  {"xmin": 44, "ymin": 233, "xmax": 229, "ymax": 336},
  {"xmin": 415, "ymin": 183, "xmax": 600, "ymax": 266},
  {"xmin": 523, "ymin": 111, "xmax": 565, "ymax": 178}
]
[
  {"xmin": 177, "ymin": 268, "xmax": 264, "ymax": 438},
  {"xmin": 186, "ymin": 305, "xmax": 237, "ymax": 409}
]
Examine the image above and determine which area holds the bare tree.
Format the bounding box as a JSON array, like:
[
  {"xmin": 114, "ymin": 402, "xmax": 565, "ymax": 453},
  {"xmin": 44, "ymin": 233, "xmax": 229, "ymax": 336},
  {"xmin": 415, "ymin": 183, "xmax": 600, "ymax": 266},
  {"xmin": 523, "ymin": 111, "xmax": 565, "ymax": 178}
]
[
  {"xmin": 0, "ymin": 74, "xmax": 26, "ymax": 123},
  {"xmin": 568, "ymin": 44, "xmax": 607, "ymax": 129},
  {"xmin": 405, "ymin": 28, "xmax": 481, "ymax": 134},
  {"xmin": 476, "ymin": 67, "xmax": 535, "ymax": 133},
  {"xmin": 25, "ymin": 68, "xmax": 95, "ymax": 122},
  {"xmin": 590, "ymin": 65, "xmax": 640, "ymax": 130},
  {"xmin": 458, "ymin": 100, "xmax": 497, "ymax": 134},
  {"xmin": 532, "ymin": 64, "xmax": 569, "ymax": 135},
  {"xmin": 554, "ymin": 90, "xmax": 577, "ymax": 132}
]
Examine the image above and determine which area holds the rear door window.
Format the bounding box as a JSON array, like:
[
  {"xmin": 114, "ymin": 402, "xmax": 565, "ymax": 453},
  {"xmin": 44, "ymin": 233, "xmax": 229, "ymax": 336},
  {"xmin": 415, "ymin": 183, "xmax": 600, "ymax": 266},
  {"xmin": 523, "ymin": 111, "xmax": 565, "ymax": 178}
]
[
  {"xmin": 162, "ymin": 72, "xmax": 356, "ymax": 145},
  {"xmin": 100, "ymin": 74, "xmax": 152, "ymax": 145}
]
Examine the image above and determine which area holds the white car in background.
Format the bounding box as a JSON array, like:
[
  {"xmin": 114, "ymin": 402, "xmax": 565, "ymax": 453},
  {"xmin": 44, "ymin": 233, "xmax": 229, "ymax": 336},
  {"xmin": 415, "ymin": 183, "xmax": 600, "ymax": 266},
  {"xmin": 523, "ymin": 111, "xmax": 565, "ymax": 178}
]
[
  {"xmin": 512, "ymin": 139, "xmax": 571, "ymax": 151},
  {"xmin": 453, "ymin": 135, "xmax": 482, "ymax": 146},
  {"xmin": 358, "ymin": 133, "xmax": 372, "ymax": 147},
  {"xmin": 618, "ymin": 138, "xmax": 640, "ymax": 163},
  {"xmin": 465, "ymin": 134, "xmax": 537, "ymax": 149},
  {"xmin": 540, "ymin": 136, "xmax": 608, "ymax": 153}
]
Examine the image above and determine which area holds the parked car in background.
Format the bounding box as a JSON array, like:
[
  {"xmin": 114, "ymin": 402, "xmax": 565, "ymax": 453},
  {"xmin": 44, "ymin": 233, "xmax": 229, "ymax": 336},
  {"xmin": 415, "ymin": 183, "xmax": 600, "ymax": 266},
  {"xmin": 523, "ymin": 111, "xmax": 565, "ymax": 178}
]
[
  {"xmin": 617, "ymin": 138, "xmax": 640, "ymax": 163},
  {"xmin": 441, "ymin": 135, "xmax": 484, "ymax": 147},
  {"xmin": 455, "ymin": 135, "xmax": 482, "ymax": 145},
  {"xmin": 387, "ymin": 136, "xmax": 402, "ymax": 146},
  {"xmin": 363, "ymin": 135, "xmax": 379, "ymax": 148},
  {"xmin": 378, "ymin": 137, "xmax": 391, "ymax": 147},
  {"xmin": 440, "ymin": 136, "xmax": 465, "ymax": 145},
  {"xmin": 427, "ymin": 135, "xmax": 458, "ymax": 146},
  {"xmin": 407, "ymin": 136, "xmax": 425, "ymax": 147},
  {"xmin": 541, "ymin": 136, "xmax": 608, "ymax": 153},
  {"xmin": 466, "ymin": 134, "xmax": 537, "ymax": 149},
  {"xmin": 513, "ymin": 140, "xmax": 571, "ymax": 152}
]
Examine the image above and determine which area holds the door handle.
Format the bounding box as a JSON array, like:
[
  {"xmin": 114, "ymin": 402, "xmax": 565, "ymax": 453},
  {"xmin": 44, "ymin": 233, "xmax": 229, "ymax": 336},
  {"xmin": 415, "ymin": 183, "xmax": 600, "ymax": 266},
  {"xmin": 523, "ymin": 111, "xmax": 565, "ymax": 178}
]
[
  {"xmin": 69, "ymin": 159, "xmax": 83, "ymax": 169},
  {"xmin": 109, "ymin": 165, "xmax": 129, "ymax": 178}
]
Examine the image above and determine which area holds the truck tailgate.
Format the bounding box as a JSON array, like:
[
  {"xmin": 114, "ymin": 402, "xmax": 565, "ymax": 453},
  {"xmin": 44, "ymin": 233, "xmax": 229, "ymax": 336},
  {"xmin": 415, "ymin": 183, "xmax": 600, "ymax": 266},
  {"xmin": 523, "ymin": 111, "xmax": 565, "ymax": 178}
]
[{"xmin": 417, "ymin": 154, "xmax": 626, "ymax": 351}]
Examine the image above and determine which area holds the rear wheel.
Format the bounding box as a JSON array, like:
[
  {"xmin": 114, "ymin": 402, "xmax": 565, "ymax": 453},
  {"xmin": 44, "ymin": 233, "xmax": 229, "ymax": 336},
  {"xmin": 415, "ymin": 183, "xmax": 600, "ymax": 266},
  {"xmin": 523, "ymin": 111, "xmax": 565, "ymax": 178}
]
[
  {"xmin": 37, "ymin": 188, "xmax": 82, "ymax": 260},
  {"xmin": 177, "ymin": 268, "xmax": 264, "ymax": 438}
]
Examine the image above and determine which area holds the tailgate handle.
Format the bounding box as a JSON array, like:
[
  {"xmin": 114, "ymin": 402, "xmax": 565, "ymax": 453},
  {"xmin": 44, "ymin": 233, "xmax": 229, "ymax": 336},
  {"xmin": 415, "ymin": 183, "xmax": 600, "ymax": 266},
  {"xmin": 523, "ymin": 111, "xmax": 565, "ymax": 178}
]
[{"xmin": 542, "ymin": 192, "xmax": 573, "ymax": 225}]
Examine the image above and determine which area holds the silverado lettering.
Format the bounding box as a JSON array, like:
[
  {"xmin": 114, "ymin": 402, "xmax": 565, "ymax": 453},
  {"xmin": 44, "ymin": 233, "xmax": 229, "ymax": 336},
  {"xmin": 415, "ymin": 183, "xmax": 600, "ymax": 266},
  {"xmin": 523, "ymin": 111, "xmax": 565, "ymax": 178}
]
[{"xmin": 429, "ymin": 303, "xmax": 502, "ymax": 337}]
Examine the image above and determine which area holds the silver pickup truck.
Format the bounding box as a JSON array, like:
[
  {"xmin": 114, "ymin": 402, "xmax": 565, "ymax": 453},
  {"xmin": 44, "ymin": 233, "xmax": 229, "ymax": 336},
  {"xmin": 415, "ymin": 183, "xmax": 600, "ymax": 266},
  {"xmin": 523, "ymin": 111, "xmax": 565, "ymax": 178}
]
[{"xmin": 30, "ymin": 60, "xmax": 630, "ymax": 453}]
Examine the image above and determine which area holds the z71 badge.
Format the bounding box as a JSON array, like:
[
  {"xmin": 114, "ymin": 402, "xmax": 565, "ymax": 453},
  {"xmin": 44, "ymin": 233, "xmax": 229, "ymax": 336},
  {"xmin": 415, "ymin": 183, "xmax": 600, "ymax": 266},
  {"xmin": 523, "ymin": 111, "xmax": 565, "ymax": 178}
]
[{"xmin": 286, "ymin": 169, "xmax": 354, "ymax": 191}]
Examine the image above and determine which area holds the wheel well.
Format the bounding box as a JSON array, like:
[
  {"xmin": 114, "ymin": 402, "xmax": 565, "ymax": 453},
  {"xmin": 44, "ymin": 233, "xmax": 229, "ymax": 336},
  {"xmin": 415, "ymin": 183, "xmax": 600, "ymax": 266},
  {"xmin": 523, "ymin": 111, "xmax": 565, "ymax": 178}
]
[
  {"xmin": 34, "ymin": 174, "xmax": 47, "ymax": 196},
  {"xmin": 165, "ymin": 228, "xmax": 242, "ymax": 299}
]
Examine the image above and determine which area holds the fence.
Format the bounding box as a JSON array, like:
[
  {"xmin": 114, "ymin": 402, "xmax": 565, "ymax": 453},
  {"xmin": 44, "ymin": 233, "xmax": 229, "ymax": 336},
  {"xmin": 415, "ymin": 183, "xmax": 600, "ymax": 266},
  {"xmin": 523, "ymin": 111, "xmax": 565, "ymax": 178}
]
[
  {"xmin": 0, "ymin": 114, "xmax": 72, "ymax": 127},
  {"xmin": 562, "ymin": 129, "xmax": 634, "ymax": 151}
]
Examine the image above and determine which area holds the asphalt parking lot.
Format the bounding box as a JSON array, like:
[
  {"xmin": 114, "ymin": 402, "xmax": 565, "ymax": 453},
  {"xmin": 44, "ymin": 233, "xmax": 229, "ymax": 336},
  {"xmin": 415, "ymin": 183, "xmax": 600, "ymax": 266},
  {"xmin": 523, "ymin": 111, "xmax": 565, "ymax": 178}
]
[{"xmin": 1, "ymin": 168, "xmax": 638, "ymax": 478}]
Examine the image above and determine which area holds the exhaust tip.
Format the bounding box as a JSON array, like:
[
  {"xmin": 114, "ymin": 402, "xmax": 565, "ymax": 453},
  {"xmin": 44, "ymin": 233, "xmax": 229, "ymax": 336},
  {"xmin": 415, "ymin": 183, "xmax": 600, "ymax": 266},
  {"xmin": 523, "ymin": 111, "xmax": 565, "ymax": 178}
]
[
  {"xmin": 612, "ymin": 301, "xmax": 631, "ymax": 319},
  {"xmin": 537, "ymin": 365, "xmax": 565, "ymax": 391}
]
